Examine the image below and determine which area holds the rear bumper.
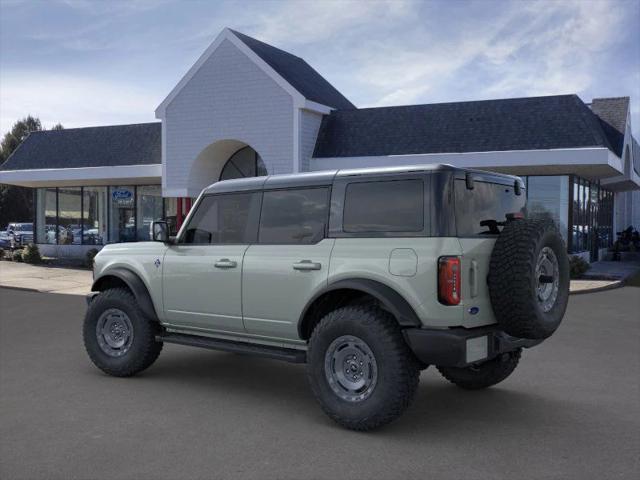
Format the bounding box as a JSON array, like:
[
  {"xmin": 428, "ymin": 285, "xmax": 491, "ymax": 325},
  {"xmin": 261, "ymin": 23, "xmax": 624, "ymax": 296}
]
[{"xmin": 403, "ymin": 325, "xmax": 542, "ymax": 368}]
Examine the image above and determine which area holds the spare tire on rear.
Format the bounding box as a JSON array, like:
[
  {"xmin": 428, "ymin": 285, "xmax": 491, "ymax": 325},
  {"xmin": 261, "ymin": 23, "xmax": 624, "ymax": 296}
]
[{"xmin": 488, "ymin": 218, "xmax": 569, "ymax": 340}]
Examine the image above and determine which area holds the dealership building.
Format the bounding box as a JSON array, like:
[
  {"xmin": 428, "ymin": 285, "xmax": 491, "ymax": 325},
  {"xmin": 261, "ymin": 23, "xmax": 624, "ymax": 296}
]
[{"xmin": 1, "ymin": 28, "xmax": 638, "ymax": 260}]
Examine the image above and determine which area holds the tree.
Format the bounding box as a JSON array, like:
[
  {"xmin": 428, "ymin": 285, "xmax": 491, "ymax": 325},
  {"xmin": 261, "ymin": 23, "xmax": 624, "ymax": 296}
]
[{"xmin": 0, "ymin": 116, "xmax": 63, "ymax": 228}]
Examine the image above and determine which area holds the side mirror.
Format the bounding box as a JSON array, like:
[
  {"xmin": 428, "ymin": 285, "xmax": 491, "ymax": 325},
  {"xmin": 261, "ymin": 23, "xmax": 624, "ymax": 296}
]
[{"xmin": 151, "ymin": 221, "xmax": 169, "ymax": 243}]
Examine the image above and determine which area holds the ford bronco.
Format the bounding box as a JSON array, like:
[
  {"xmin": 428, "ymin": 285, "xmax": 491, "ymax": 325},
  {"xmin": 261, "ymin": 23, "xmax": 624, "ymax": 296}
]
[{"xmin": 84, "ymin": 165, "xmax": 569, "ymax": 430}]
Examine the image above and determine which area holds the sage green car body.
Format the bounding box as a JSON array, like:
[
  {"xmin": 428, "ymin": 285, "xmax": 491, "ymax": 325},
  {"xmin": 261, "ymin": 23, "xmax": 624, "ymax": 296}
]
[
  {"xmin": 92, "ymin": 165, "xmax": 526, "ymax": 351},
  {"xmin": 93, "ymin": 228, "xmax": 498, "ymax": 350}
]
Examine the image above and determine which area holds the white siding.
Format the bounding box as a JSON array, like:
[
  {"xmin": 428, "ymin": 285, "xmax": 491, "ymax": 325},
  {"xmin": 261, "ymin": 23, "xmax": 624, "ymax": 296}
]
[
  {"xmin": 298, "ymin": 110, "xmax": 323, "ymax": 172},
  {"xmin": 163, "ymin": 39, "xmax": 294, "ymax": 196}
]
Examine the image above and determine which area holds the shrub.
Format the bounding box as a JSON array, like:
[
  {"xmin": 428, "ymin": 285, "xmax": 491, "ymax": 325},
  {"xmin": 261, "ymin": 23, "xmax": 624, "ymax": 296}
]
[
  {"xmin": 85, "ymin": 248, "xmax": 100, "ymax": 268},
  {"xmin": 569, "ymin": 255, "xmax": 590, "ymax": 279},
  {"xmin": 0, "ymin": 249, "xmax": 5, "ymax": 260},
  {"xmin": 21, "ymin": 243, "xmax": 42, "ymax": 264},
  {"xmin": 11, "ymin": 249, "xmax": 24, "ymax": 262}
]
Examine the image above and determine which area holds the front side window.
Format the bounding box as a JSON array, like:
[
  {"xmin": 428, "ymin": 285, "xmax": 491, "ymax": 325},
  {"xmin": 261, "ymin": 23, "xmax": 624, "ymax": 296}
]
[
  {"xmin": 182, "ymin": 193, "xmax": 260, "ymax": 244},
  {"xmin": 259, "ymin": 188, "xmax": 329, "ymax": 244},
  {"xmin": 343, "ymin": 179, "xmax": 424, "ymax": 233}
]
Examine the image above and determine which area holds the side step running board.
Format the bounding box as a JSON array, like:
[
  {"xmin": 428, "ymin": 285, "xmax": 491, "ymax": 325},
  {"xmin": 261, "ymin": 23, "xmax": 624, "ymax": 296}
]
[{"xmin": 157, "ymin": 332, "xmax": 307, "ymax": 364}]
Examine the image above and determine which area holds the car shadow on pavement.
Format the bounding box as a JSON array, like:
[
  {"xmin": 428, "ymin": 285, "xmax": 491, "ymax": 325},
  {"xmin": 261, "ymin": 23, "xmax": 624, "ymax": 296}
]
[{"xmin": 117, "ymin": 346, "xmax": 579, "ymax": 435}]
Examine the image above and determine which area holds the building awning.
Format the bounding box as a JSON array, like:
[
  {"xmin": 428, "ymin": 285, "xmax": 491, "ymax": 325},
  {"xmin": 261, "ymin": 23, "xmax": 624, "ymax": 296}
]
[{"xmin": 0, "ymin": 122, "xmax": 161, "ymax": 188}]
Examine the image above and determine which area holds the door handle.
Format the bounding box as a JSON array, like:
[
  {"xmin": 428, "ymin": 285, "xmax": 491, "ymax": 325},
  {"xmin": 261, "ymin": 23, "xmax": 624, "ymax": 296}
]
[
  {"xmin": 214, "ymin": 258, "xmax": 237, "ymax": 269},
  {"xmin": 293, "ymin": 260, "xmax": 321, "ymax": 271}
]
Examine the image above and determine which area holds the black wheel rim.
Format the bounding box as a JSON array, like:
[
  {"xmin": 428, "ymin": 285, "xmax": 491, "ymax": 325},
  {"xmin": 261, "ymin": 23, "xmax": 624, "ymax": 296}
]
[
  {"xmin": 535, "ymin": 246, "xmax": 560, "ymax": 313},
  {"xmin": 95, "ymin": 308, "xmax": 134, "ymax": 357},
  {"xmin": 324, "ymin": 335, "xmax": 378, "ymax": 402}
]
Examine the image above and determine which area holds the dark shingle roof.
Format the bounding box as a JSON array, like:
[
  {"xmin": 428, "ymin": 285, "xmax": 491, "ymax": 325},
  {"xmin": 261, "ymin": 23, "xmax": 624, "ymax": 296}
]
[
  {"xmin": 230, "ymin": 29, "xmax": 355, "ymax": 110},
  {"xmin": 1, "ymin": 123, "xmax": 161, "ymax": 171},
  {"xmin": 590, "ymin": 97, "xmax": 629, "ymax": 157},
  {"xmin": 313, "ymin": 95, "xmax": 616, "ymax": 158}
]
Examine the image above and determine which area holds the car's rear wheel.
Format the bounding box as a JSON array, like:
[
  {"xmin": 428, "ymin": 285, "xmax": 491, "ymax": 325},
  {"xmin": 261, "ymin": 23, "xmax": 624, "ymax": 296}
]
[
  {"xmin": 437, "ymin": 349, "xmax": 521, "ymax": 390},
  {"xmin": 83, "ymin": 287, "xmax": 162, "ymax": 377},
  {"xmin": 306, "ymin": 305, "xmax": 420, "ymax": 431}
]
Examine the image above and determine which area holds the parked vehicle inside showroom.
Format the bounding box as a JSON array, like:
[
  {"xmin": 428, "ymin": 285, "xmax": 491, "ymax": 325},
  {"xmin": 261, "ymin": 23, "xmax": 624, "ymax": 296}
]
[{"xmin": 83, "ymin": 164, "xmax": 570, "ymax": 431}]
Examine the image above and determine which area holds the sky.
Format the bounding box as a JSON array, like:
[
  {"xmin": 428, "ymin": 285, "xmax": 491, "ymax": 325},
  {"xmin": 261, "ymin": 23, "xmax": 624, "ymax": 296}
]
[{"xmin": 1, "ymin": 0, "xmax": 639, "ymax": 138}]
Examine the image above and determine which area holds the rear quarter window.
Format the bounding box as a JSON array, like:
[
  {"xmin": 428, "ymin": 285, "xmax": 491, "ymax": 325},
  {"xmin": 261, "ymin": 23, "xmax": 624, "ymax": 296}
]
[
  {"xmin": 455, "ymin": 179, "xmax": 525, "ymax": 236},
  {"xmin": 343, "ymin": 179, "xmax": 424, "ymax": 233}
]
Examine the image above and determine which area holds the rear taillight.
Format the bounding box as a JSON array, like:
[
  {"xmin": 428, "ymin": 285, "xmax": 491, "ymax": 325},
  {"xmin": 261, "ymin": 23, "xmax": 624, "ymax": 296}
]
[{"xmin": 438, "ymin": 256, "xmax": 461, "ymax": 305}]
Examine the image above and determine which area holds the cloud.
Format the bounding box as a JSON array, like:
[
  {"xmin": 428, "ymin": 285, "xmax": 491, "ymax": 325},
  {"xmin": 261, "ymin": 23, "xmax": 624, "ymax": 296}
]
[
  {"xmin": 248, "ymin": 0, "xmax": 412, "ymax": 46},
  {"xmin": 0, "ymin": 0, "xmax": 637, "ymax": 138},
  {"xmin": 0, "ymin": 72, "xmax": 158, "ymax": 133},
  {"xmin": 345, "ymin": 0, "xmax": 627, "ymax": 107}
]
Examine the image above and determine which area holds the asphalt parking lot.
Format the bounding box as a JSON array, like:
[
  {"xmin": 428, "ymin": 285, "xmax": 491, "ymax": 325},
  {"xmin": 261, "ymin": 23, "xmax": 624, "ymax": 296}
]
[{"xmin": 1, "ymin": 287, "xmax": 638, "ymax": 480}]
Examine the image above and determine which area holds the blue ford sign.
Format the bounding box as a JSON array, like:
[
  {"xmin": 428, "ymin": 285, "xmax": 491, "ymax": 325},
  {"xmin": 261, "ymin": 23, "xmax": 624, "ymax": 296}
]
[
  {"xmin": 112, "ymin": 188, "xmax": 134, "ymax": 207},
  {"xmin": 112, "ymin": 189, "xmax": 132, "ymax": 200}
]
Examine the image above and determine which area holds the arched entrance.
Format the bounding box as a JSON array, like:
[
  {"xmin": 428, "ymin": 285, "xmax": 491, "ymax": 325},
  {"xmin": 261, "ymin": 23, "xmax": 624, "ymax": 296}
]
[
  {"xmin": 187, "ymin": 139, "xmax": 268, "ymax": 195},
  {"xmin": 176, "ymin": 139, "xmax": 269, "ymax": 230},
  {"xmin": 219, "ymin": 146, "xmax": 268, "ymax": 180}
]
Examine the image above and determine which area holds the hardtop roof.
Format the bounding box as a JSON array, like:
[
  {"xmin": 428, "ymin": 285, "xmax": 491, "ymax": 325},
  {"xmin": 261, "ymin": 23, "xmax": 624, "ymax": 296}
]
[{"xmin": 202, "ymin": 164, "xmax": 521, "ymax": 194}]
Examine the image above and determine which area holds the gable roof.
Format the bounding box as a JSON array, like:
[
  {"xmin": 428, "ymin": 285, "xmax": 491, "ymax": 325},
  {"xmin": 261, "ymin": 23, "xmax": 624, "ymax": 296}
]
[
  {"xmin": 229, "ymin": 30, "xmax": 355, "ymax": 110},
  {"xmin": 156, "ymin": 28, "xmax": 355, "ymax": 116},
  {"xmin": 0, "ymin": 123, "xmax": 161, "ymax": 171},
  {"xmin": 313, "ymin": 94, "xmax": 616, "ymax": 158},
  {"xmin": 590, "ymin": 97, "xmax": 630, "ymax": 157}
]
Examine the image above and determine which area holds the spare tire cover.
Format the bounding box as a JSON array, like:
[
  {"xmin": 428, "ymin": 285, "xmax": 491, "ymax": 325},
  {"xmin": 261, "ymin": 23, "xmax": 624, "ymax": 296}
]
[{"xmin": 488, "ymin": 218, "xmax": 570, "ymax": 339}]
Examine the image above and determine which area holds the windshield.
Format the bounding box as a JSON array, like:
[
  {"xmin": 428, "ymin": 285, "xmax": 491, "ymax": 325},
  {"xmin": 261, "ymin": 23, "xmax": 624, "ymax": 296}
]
[{"xmin": 11, "ymin": 224, "xmax": 33, "ymax": 231}]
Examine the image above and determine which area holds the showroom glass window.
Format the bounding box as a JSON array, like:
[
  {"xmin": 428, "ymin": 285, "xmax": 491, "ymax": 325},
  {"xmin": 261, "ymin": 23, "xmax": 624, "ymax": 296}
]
[
  {"xmin": 163, "ymin": 197, "xmax": 178, "ymax": 235},
  {"xmin": 137, "ymin": 185, "xmax": 163, "ymax": 241},
  {"xmin": 109, "ymin": 186, "xmax": 136, "ymax": 243},
  {"xmin": 259, "ymin": 188, "xmax": 330, "ymax": 244},
  {"xmin": 35, "ymin": 188, "xmax": 58, "ymax": 244},
  {"xmin": 526, "ymin": 176, "xmax": 569, "ymax": 243},
  {"xmin": 182, "ymin": 193, "xmax": 260, "ymax": 244},
  {"xmin": 83, "ymin": 187, "xmax": 107, "ymax": 245},
  {"xmin": 57, "ymin": 188, "xmax": 82, "ymax": 245}
]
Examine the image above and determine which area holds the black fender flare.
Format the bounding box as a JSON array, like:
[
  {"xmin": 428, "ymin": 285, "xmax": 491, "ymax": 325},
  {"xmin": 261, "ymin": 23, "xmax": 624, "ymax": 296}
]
[
  {"xmin": 91, "ymin": 268, "xmax": 158, "ymax": 321},
  {"xmin": 298, "ymin": 278, "xmax": 422, "ymax": 338}
]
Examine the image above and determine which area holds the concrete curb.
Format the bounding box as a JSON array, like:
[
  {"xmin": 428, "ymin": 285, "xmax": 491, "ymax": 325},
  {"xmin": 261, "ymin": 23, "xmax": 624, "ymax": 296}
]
[
  {"xmin": 0, "ymin": 285, "xmax": 89, "ymax": 296},
  {"xmin": 0, "ymin": 285, "xmax": 41, "ymax": 293},
  {"xmin": 569, "ymin": 280, "xmax": 624, "ymax": 295}
]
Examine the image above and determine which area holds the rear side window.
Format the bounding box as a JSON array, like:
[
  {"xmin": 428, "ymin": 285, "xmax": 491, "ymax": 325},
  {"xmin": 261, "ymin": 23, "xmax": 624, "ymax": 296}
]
[
  {"xmin": 343, "ymin": 179, "xmax": 424, "ymax": 233},
  {"xmin": 182, "ymin": 192, "xmax": 260, "ymax": 244},
  {"xmin": 259, "ymin": 188, "xmax": 330, "ymax": 244},
  {"xmin": 455, "ymin": 180, "xmax": 525, "ymax": 235}
]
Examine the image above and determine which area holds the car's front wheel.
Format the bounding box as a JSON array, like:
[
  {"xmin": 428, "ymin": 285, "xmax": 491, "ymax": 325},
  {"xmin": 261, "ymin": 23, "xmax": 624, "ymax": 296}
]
[
  {"xmin": 83, "ymin": 287, "xmax": 163, "ymax": 377},
  {"xmin": 306, "ymin": 305, "xmax": 420, "ymax": 431}
]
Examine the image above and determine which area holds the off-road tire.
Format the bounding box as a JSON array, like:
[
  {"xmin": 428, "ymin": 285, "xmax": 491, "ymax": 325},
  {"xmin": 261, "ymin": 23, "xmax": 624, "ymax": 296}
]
[
  {"xmin": 83, "ymin": 287, "xmax": 162, "ymax": 377},
  {"xmin": 488, "ymin": 218, "xmax": 569, "ymax": 339},
  {"xmin": 437, "ymin": 349, "xmax": 521, "ymax": 390},
  {"xmin": 306, "ymin": 305, "xmax": 420, "ymax": 431}
]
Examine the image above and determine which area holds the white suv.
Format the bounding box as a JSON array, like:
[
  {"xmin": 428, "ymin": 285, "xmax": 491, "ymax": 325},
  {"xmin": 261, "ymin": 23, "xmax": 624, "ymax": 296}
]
[{"xmin": 84, "ymin": 164, "xmax": 569, "ymax": 430}]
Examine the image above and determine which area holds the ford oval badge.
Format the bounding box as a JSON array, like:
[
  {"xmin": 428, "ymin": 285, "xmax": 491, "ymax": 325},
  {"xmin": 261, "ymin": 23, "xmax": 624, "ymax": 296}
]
[{"xmin": 468, "ymin": 307, "xmax": 480, "ymax": 315}]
